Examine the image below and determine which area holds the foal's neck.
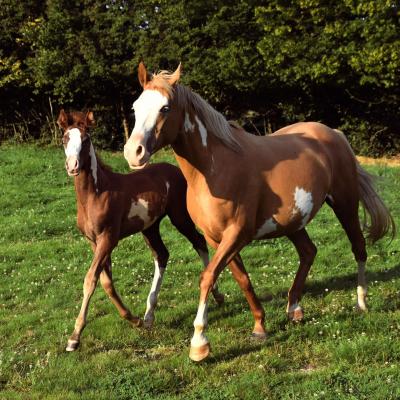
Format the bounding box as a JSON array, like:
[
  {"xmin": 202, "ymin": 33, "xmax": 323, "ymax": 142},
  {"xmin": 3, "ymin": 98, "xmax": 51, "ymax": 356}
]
[{"xmin": 74, "ymin": 142, "xmax": 103, "ymax": 198}]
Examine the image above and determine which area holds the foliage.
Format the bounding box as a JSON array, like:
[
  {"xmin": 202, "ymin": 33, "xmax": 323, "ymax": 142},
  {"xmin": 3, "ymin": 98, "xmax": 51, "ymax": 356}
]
[
  {"xmin": 0, "ymin": 1, "xmax": 399, "ymax": 154},
  {"xmin": 0, "ymin": 144, "xmax": 400, "ymax": 399}
]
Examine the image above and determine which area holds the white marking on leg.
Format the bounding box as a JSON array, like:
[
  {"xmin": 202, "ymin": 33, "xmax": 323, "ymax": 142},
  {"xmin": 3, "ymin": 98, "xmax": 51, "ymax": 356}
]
[
  {"xmin": 89, "ymin": 142, "xmax": 98, "ymax": 192},
  {"xmin": 191, "ymin": 302, "xmax": 208, "ymax": 347},
  {"xmin": 357, "ymin": 261, "xmax": 367, "ymax": 311},
  {"xmin": 293, "ymin": 187, "xmax": 314, "ymax": 228},
  {"xmin": 287, "ymin": 302, "xmax": 302, "ymax": 314},
  {"xmin": 66, "ymin": 339, "xmax": 79, "ymax": 352},
  {"xmin": 165, "ymin": 181, "xmax": 170, "ymax": 195},
  {"xmin": 184, "ymin": 112, "xmax": 195, "ymax": 133},
  {"xmin": 194, "ymin": 115, "xmax": 207, "ymax": 147},
  {"xmin": 255, "ymin": 217, "xmax": 277, "ymax": 239},
  {"xmin": 65, "ymin": 128, "xmax": 82, "ymax": 157},
  {"xmin": 144, "ymin": 260, "xmax": 165, "ymax": 326},
  {"xmin": 128, "ymin": 198, "xmax": 154, "ymax": 228}
]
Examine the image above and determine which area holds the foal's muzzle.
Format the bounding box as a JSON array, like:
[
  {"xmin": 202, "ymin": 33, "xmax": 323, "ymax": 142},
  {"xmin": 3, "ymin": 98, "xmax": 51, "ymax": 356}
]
[{"xmin": 66, "ymin": 156, "xmax": 80, "ymax": 176}]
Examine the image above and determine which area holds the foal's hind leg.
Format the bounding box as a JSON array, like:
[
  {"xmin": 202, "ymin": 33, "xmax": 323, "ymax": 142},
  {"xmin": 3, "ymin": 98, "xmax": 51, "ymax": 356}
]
[
  {"xmin": 328, "ymin": 200, "xmax": 368, "ymax": 311},
  {"xmin": 168, "ymin": 209, "xmax": 224, "ymax": 305},
  {"xmin": 286, "ymin": 229, "xmax": 317, "ymax": 322},
  {"xmin": 141, "ymin": 222, "xmax": 169, "ymax": 328}
]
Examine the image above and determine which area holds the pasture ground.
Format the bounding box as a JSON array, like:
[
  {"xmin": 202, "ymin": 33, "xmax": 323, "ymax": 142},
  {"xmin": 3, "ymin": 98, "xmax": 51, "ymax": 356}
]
[{"xmin": 0, "ymin": 144, "xmax": 399, "ymax": 399}]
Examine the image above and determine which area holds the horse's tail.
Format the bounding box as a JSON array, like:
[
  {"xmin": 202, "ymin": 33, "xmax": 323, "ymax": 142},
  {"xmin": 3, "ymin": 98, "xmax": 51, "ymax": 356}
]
[{"xmin": 357, "ymin": 163, "xmax": 396, "ymax": 243}]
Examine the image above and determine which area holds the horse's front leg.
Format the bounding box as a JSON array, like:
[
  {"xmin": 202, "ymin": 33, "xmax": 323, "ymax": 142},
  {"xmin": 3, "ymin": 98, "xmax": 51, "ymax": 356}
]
[
  {"xmin": 189, "ymin": 226, "xmax": 263, "ymax": 362},
  {"xmin": 99, "ymin": 258, "xmax": 142, "ymax": 328},
  {"xmin": 66, "ymin": 234, "xmax": 116, "ymax": 352}
]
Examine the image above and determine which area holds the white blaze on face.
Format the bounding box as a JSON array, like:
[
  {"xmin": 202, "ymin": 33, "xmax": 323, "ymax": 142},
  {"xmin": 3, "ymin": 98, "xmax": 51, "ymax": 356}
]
[
  {"xmin": 255, "ymin": 217, "xmax": 278, "ymax": 239},
  {"xmin": 132, "ymin": 90, "xmax": 169, "ymax": 139},
  {"xmin": 65, "ymin": 128, "xmax": 82, "ymax": 158},
  {"xmin": 194, "ymin": 115, "xmax": 207, "ymax": 147},
  {"xmin": 184, "ymin": 112, "xmax": 195, "ymax": 133},
  {"xmin": 128, "ymin": 198, "xmax": 154, "ymax": 228},
  {"xmin": 293, "ymin": 187, "xmax": 314, "ymax": 228}
]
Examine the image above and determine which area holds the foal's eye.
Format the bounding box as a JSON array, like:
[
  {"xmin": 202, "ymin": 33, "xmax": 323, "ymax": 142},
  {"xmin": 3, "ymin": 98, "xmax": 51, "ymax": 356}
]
[{"xmin": 160, "ymin": 105, "xmax": 170, "ymax": 114}]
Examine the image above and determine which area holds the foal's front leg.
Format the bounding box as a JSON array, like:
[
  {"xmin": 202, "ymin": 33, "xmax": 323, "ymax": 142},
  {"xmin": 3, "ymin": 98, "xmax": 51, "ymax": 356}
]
[
  {"xmin": 99, "ymin": 258, "xmax": 142, "ymax": 327},
  {"xmin": 66, "ymin": 235, "xmax": 116, "ymax": 352}
]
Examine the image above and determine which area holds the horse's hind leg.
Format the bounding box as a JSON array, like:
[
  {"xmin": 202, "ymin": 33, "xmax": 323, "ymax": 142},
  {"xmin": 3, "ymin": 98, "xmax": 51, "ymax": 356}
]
[
  {"xmin": 286, "ymin": 229, "xmax": 317, "ymax": 322},
  {"xmin": 168, "ymin": 208, "xmax": 224, "ymax": 305},
  {"xmin": 99, "ymin": 257, "xmax": 142, "ymax": 327},
  {"xmin": 328, "ymin": 199, "xmax": 368, "ymax": 311},
  {"xmin": 142, "ymin": 221, "xmax": 169, "ymax": 328}
]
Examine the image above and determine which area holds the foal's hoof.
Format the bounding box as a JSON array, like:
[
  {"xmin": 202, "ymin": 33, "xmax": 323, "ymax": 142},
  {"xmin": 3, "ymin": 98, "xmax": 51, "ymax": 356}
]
[
  {"xmin": 126, "ymin": 314, "xmax": 142, "ymax": 328},
  {"xmin": 66, "ymin": 339, "xmax": 79, "ymax": 352},
  {"xmin": 251, "ymin": 331, "xmax": 267, "ymax": 341},
  {"xmin": 355, "ymin": 303, "xmax": 368, "ymax": 312},
  {"xmin": 213, "ymin": 292, "xmax": 225, "ymax": 306},
  {"xmin": 189, "ymin": 343, "xmax": 211, "ymax": 362},
  {"xmin": 288, "ymin": 307, "xmax": 304, "ymax": 322},
  {"xmin": 143, "ymin": 318, "xmax": 154, "ymax": 329}
]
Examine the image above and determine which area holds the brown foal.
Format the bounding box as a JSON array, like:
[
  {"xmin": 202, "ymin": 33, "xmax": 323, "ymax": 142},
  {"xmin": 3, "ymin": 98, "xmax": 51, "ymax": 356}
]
[
  {"xmin": 57, "ymin": 109, "xmax": 223, "ymax": 352},
  {"xmin": 124, "ymin": 62, "xmax": 394, "ymax": 361}
]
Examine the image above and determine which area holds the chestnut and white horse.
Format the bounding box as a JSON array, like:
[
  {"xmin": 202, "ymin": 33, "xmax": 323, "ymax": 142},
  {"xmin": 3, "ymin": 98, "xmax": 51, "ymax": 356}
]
[
  {"xmin": 124, "ymin": 63, "xmax": 394, "ymax": 361},
  {"xmin": 57, "ymin": 109, "xmax": 223, "ymax": 352}
]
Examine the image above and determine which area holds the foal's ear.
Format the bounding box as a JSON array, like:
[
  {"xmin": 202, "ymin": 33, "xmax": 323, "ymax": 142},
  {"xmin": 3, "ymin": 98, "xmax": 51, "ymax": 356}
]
[
  {"xmin": 167, "ymin": 63, "xmax": 182, "ymax": 86},
  {"xmin": 85, "ymin": 111, "xmax": 95, "ymax": 127},
  {"xmin": 138, "ymin": 61, "xmax": 150, "ymax": 88},
  {"xmin": 57, "ymin": 109, "xmax": 68, "ymax": 130}
]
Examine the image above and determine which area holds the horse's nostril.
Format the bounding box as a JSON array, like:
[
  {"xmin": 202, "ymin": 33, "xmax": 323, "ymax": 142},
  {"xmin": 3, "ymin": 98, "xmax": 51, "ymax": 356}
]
[{"xmin": 136, "ymin": 145, "xmax": 144, "ymax": 158}]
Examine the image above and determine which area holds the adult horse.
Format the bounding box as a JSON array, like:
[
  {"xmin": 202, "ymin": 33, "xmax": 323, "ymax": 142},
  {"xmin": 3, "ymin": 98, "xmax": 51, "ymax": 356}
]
[
  {"xmin": 123, "ymin": 63, "xmax": 394, "ymax": 361},
  {"xmin": 57, "ymin": 109, "xmax": 223, "ymax": 352}
]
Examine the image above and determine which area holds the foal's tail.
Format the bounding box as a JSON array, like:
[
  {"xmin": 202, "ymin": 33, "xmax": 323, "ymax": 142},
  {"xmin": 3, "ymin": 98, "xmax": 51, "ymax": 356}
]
[{"xmin": 357, "ymin": 163, "xmax": 396, "ymax": 243}]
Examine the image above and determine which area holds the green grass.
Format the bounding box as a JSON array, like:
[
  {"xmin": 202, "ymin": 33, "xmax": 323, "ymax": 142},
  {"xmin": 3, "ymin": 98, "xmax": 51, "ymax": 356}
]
[{"xmin": 0, "ymin": 143, "xmax": 399, "ymax": 399}]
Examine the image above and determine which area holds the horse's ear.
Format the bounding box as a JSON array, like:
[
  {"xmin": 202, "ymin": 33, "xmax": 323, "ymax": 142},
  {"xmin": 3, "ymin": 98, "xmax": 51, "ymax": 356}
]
[
  {"xmin": 85, "ymin": 111, "xmax": 95, "ymax": 127},
  {"xmin": 138, "ymin": 61, "xmax": 150, "ymax": 88},
  {"xmin": 168, "ymin": 63, "xmax": 181, "ymax": 86},
  {"xmin": 57, "ymin": 109, "xmax": 68, "ymax": 130}
]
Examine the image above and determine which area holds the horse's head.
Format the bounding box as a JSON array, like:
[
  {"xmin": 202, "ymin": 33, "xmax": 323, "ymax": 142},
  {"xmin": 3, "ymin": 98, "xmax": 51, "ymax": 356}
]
[
  {"xmin": 124, "ymin": 62, "xmax": 182, "ymax": 169},
  {"xmin": 57, "ymin": 109, "xmax": 95, "ymax": 176}
]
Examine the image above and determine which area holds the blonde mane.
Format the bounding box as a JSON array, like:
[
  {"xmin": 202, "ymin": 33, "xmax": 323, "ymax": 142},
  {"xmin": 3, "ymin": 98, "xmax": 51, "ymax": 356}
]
[{"xmin": 150, "ymin": 71, "xmax": 242, "ymax": 152}]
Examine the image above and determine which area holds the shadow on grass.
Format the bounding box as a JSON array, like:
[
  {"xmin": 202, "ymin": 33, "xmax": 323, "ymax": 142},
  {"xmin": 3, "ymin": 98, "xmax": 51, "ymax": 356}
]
[{"xmin": 165, "ymin": 263, "xmax": 400, "ymax": 329}]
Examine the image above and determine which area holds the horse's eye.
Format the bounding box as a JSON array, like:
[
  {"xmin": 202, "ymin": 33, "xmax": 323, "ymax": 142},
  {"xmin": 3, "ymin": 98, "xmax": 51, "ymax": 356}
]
[{"xmin": 160, "ymin": 105, "xmax": 170, "ymax": 114}]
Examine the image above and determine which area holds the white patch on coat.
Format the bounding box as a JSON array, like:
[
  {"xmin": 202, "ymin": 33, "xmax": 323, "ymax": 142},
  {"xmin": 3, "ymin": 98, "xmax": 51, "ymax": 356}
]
[
  {"xmin": 191, "ymin": 302, "xmax": 208, "ymax": 347},
  {"xmin": 143, "ymin": 260, "xmax": 165, "ymax": 326},
  {"xmin": 194, "ymin": 115, "xmax": 207, "ymax": 147},
  {"xmin": 89, "ymin": 142, "xmax": 98, "ymax": 191},
  {"xmin": 184, "ymin": 112, "xmax": 195, "ymax": 133},
  {"xmin": 131, "ymin": 90, "xmax": 169, "ymax": 139},
  {"xmin": 165, "ymin": 181, "xmax": 170, "ymax": 195},
  {"xmin": 65, "ymin": 128, "xmax": 82, "ymax": 157},
  {"xmin": 255, "ymin": 217, "xmax": 277, "ymax": 239},
  {"xmin": 293, "ymin": 187, "xmax": 314, "ymax": 228},
  {"xmin": 128, "ymin": 198, "xmax": 154, "ymax": 228}
]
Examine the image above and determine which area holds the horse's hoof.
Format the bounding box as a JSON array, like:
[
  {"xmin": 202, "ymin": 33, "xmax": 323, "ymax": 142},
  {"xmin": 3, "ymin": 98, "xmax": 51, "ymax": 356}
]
[
  {"xmin": 213, "ymin": 293, "xmax": 225, "ymax": 306},
  {"xmin": 251, "ymin": 331, "xmax": 267, "ymax": 341},
  {"xmin": 66, "ymin": 339, "xmax": 79, "ymax": 352},
  {"xmin": 143, "ymin": 318, "xmax": 154, "ymax": 329},
  {"xmin": 126, "ymin": 315, "xmax": 142, "ymax": 328},
  {"xmin": 189, "ymin": 343, "xmax": 211, "ymax": 362},
  {"xmin": 355, "ymin": 303, "xmax": 368, "ymax": 312},
  {"xmin": 288, "ymin": 306, "xmax": 304, "ymax": 322}
]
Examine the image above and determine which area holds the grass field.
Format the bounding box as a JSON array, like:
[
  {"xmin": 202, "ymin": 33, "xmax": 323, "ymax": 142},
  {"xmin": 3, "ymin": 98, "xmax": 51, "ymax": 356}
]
[{"xmin": 0, "ymin": 143, "xmax": 399, "ymax": 399}]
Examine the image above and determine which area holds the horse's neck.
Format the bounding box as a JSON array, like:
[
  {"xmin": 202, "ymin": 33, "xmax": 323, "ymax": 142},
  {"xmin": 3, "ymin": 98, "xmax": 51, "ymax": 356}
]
[{"xmin": 172, "ymin": 117, "xmax": 226, "ymax": 186}]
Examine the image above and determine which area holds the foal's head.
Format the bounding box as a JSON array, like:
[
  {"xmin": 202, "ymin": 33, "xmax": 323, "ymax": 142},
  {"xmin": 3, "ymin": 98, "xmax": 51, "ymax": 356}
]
[
  {"xmin": 57, "ymin": 109, "xmax": 95, "ymax": 176},
  {"xmin": 124, "ymin": 62, "xmax": 182, "ymax": 169}
]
